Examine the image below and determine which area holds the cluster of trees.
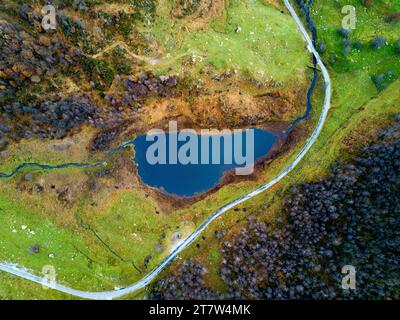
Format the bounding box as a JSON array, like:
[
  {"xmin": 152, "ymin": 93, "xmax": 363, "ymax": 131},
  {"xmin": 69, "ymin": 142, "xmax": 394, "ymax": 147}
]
[
  {"xmin": 336, "ymin": 28, "xmax": 396, "ymax": 54},
  {"xmin": 151, "ymin": 117, "xmax": 400, "ymax": 300},
  {"xmin": 372, "ymin": 71, "xmax": 395, "ymax": 91},
  {"xmin": 149, "ymin": 261, "xmax": 220, "ymax": 300},
  {"xmin": 0, "ymin": 101, "xmax": 137, "ymax": 156},
  {"xmin": 222, "ymin": 117, "xmax": 400, "ymax": 300},
  {"xmin": 0, "ymin": 17, "xmax": 82, "ymax": 104},
  {"xmin": 0, "ymin": 98, "xmax": 99, "ymax": 142},
  {"xmin": 124, "ymin": 73, "xmax": 180, "ymax": 100}
]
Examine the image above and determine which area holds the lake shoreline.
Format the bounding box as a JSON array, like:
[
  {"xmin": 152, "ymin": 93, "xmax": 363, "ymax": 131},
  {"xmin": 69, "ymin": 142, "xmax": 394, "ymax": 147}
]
[{"xmin": 126, "ymin": 120, "xmax": 305, "ymax": 210}]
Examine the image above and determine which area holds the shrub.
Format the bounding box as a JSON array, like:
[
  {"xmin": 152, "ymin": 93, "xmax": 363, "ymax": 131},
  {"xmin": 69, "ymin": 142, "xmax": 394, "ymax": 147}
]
[
  {"xmin": 337, "ymin": 27, "xmax": 352, "ymax": 38},
  {"xmin": 371, "ymin": 36, "xmax": 386, "ymax": 49}
]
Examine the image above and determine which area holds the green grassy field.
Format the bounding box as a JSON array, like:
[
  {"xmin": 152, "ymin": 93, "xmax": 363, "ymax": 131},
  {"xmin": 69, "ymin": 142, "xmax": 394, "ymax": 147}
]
[{"xmin": 148, "ymin": 0, "xmax": 309, "ymax": 84}]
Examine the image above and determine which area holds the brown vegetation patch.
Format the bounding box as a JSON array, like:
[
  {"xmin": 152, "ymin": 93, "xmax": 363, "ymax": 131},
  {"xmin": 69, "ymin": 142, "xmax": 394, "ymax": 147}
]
[
  {"xmin": 139, "ymin": 83, "xmax": 306, "ymax": 128},
  {"xmin": 386, "ymin": 12, "xmax": 400, "ymax": 24},
  {"xmin": 15, "ymin": 172, "xmax": 89, "ymax": 226},
  {"xmin": 341, "ymin": 116, "xmax": 397, "ymax": 152},
  {"xmin": 172, "ymin": 0, "xmax": 227, "ymax": 31},
  {"xmin": 262, "ymin": 0, "xmax": 283, "ymax": 10}
]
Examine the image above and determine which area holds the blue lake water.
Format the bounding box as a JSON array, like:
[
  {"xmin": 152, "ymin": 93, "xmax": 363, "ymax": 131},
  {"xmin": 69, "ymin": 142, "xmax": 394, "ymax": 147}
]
[{"xmin": 132, "ymin": 128, "xmax": 277, "ymax": 196}]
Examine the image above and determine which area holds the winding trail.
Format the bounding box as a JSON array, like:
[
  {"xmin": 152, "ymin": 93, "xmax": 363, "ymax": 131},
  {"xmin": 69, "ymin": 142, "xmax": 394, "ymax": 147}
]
[
  {"xmin": 90, "ymin": 41, "xmax": 154, "ymax": 63},
  {"xmin": 0, "ymin": 0, "xmax": 331, "ymax": 300}
]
